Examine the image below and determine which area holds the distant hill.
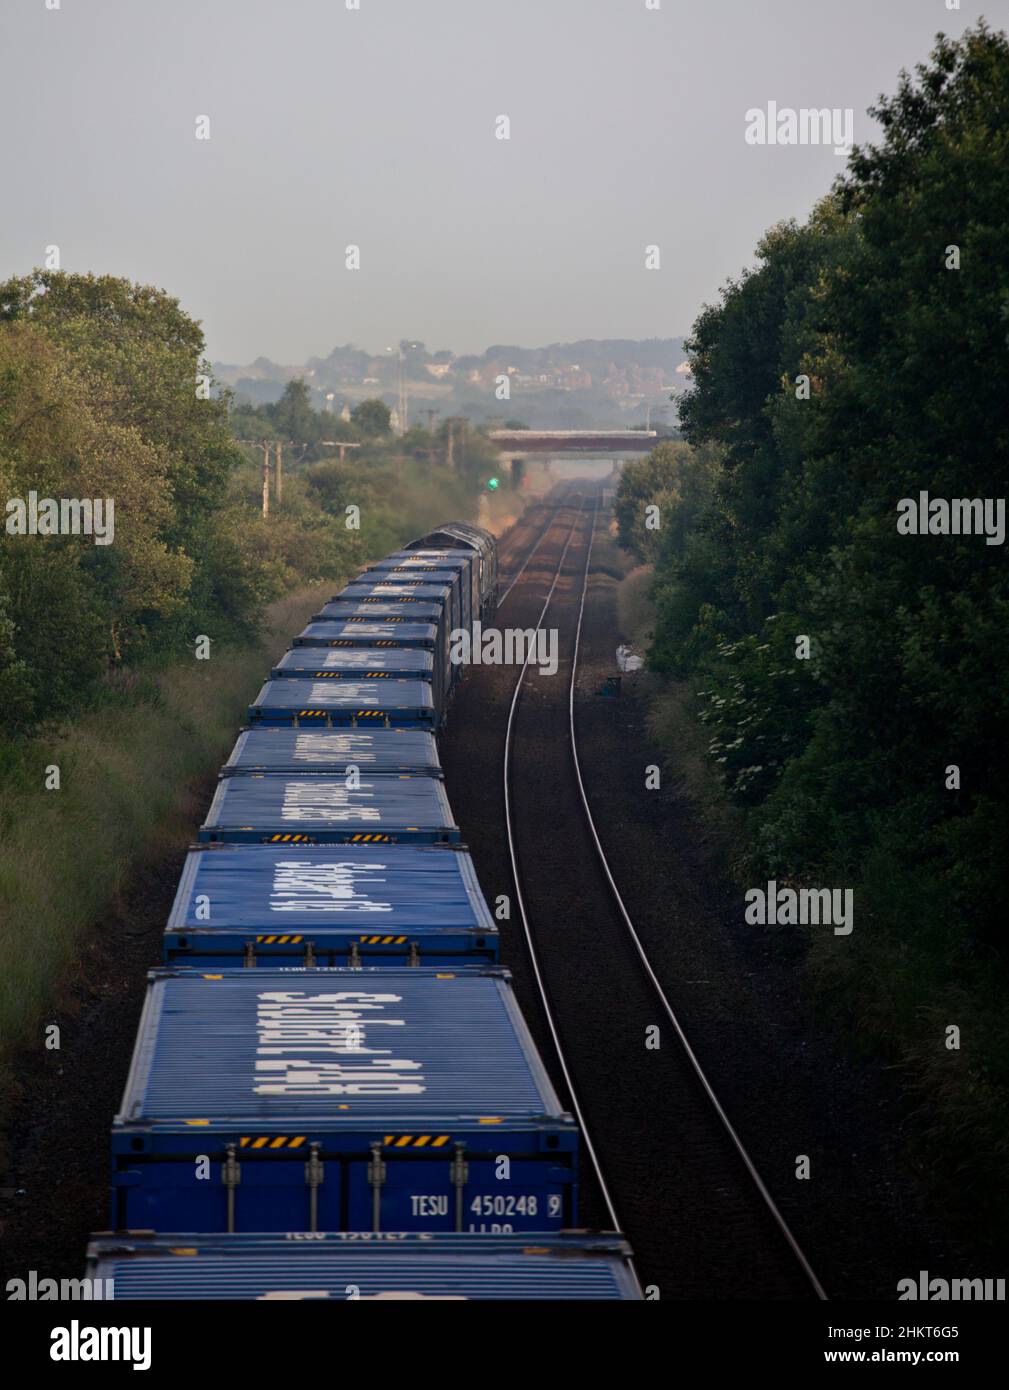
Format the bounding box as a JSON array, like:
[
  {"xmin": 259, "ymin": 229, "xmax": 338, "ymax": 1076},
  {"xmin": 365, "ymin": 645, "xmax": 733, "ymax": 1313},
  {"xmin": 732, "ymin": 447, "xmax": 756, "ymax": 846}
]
[{"xmin": 213, "ymin": 336, "xmax": 689, "ymax": 429}]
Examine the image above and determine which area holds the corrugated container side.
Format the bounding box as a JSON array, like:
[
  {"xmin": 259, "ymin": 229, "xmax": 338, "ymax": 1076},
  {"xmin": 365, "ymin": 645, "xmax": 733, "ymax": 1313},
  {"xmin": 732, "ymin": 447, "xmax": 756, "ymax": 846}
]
[
  {"xmin": 198, "ymin": 772, "xmax": 460, "ymax": 844},
  {"xmin": 85, "ymin": 1233, "xmax": 639, "ymax": 1299},
  {"xmin": 111, "ymin": 968, "xmax": 578, "ymax": 1235},
  {"xmin": 220, "ymin": 728, "xmax": 442, "ymax": 777},
  {"xmin": 247, "ymin": 678, "xmax": 436, "ymax": 729},
  {"xmin": 163, "ymin": 842, "xmax": 498, "ymax": 966}
]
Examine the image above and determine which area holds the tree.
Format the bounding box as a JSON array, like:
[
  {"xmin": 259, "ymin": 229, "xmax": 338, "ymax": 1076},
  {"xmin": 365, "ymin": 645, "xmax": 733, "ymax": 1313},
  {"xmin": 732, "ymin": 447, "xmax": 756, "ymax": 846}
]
[
  {"xmin": 270, "ymin": 378, "xmax": 316, "ymax": 445},
  {"xmin": 351, "ymin": 397, "xmax": 392, "ymax": 436}
]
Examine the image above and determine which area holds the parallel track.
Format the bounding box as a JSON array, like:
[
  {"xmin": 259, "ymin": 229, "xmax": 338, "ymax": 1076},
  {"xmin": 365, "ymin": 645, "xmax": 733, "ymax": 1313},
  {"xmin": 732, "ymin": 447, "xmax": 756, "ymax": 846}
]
[{"xmin": 499, "ymin": 487, "xmax": 827, "ymax": 1299}]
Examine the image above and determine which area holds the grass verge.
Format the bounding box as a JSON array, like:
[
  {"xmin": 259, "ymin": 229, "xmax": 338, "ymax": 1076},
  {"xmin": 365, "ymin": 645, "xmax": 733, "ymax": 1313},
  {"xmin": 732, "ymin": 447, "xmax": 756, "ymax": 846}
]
[{"xmin": 0, "ymin": 584, "xmax": 330, "ymax": 1064}]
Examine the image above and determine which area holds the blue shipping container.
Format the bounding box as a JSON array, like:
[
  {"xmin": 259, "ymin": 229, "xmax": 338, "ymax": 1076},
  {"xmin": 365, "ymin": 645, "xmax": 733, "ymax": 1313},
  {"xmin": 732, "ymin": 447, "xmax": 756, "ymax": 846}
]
[
  {"xmin": 329, "ymin": 583, "xmax": 458, "ymax": 645},
  {"xmin": 269, "ymin": 645, "xmax": 445, "ymax": 722},
  {"xmin": 111, "ymin": 968, "xmax": 578, "ymax": 1234},
  {"xmin": 307, "ymin": 603, "xmax": 451, "ymax": 701},
  {"xmin": 164, "ymin": 842, "xmax": 497, "ymax": 966},
  {"xmin": 311, "ymin": 601, "xmax": 443, "ymax": 623},
  {"xmin": 329, "ymin": 581, "xmax": 454, "ymax": 607},
  {"xmin": 352, "ymin": 569, "xmax": 460, "ymax": 589},
  {"xmin": 85, "ymin": 1232, "xmax": 639, "ymax": 1300},
  {"xmin": 220, "ymin": 728, "xmax": 442, "ymax": 778},
  {"xmin": 247, "ymin": 678, "xmax": 435, "ymax": 729},
  {"xmin": 350, "ymin": 570, "xmax": 469, "ymax": 640},
  {"xmin": 368, "ymin": 550, "xmax": 478, "ymax": 629},
  {"xmin": 292, "ymin": 620, "xmax": 439, "ymax": 649},
  {"xmin": 198, "ymin": 773, "xmax": 460, "ymax": 844},
  {"xmin": 271, "ymin": 648, "xmax": 434, "ymax": 680}
]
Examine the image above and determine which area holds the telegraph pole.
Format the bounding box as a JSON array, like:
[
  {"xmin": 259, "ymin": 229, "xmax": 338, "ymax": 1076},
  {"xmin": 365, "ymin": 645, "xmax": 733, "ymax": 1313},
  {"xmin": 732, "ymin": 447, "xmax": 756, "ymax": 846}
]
[
  {"xmin": 275, "ymin": 440, "xmax": 283, "ymax": 504},
  {"xmin": 261, "ymin": 441, "xmax": 271, "ymax": 519}
]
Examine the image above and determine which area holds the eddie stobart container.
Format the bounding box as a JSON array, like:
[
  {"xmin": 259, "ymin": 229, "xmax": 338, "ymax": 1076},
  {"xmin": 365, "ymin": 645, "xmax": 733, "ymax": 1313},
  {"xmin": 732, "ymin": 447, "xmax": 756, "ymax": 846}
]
[
  {"xmin": 300, "ymin": 603, "xmax": 450, "ymax": 698},
  {"xmin": 110, "ymin": 968, "xmax": 579, "ymax": 1235},
  {"xmin": 368, "ymin": 549, "xmax": 478, "ymax": 630},
  {"xmin": 219, "ymin": 728, "xmax": 442, "ymax": 778},
  {"xmin": 350, "ymin": 570, "xmax": 467, "ymax": 637},
  {"xmin": 309, "ymin": 600, "xmax": 442, "ymax": 624},
  {"xmin": 163, "ymin": 842, "xmax": 498, "ymax": 967},
  {"xmin": 326, "ymin": 581, "xmax": 460, "ymax": 686},
  {"xmin": 292, "ymin": 618, "xmax": 439, "ymax": 650},
  {"xmin": 266, "ymin": 649, "xmax": 443, "ymax": 726},
  {"xmin": 198, "ymin": 773, "xmax": 460, "ymax": 845},
  {"xmin": 246, "ymin": 678, "xmax": 436, "ymax": 730},
  {"xmin": 84, "ymin": 1232, "xmax": 639, "ymax": 1300},
  {"xmin": 271, "ymin": 647, "xmax": 434, "ymax": 681}
]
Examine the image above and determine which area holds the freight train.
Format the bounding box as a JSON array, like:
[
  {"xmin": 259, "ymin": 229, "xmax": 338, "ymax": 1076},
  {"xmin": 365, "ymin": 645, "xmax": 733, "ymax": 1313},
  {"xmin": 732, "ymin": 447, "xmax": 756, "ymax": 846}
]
[{"xmin": 87, "ymin": 520, "xmax": 640, "ymax": 1299}]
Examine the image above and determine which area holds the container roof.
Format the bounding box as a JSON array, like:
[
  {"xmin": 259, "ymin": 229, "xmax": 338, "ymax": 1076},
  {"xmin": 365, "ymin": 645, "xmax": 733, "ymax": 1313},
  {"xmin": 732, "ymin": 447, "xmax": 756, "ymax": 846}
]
[{"xmin": 118, "ymin": 969, "xmax": 564, "ymax": 1126}]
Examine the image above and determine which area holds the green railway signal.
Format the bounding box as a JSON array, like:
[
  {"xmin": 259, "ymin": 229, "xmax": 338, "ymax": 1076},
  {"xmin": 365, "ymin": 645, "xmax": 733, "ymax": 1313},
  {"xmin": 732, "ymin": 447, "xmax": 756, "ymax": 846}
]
[{"xmin": 486, "ymin": 477, "xmax": 500, "ymax": 491}]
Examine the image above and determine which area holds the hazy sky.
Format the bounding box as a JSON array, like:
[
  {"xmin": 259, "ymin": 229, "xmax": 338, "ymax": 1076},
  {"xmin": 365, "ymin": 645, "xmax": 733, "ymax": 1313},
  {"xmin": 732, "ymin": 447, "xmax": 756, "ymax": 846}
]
[{"xmin": 3, "ymin": 0, "xmax": 1006, "ymax": 362}]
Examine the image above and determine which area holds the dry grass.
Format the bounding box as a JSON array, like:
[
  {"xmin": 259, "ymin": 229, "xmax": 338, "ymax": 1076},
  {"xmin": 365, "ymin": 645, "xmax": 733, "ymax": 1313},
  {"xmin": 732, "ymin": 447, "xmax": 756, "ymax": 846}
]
[{"xmin": 0, "ymin": 583, "xmax": 330, "ymax": 1059}]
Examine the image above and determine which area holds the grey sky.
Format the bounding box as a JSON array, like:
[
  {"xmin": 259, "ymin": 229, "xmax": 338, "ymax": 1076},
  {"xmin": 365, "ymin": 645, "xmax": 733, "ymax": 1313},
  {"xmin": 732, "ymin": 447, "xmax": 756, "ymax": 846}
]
[{"xmin": 2, "ymin": 0, "xmax": 1005, "ymax": 362}]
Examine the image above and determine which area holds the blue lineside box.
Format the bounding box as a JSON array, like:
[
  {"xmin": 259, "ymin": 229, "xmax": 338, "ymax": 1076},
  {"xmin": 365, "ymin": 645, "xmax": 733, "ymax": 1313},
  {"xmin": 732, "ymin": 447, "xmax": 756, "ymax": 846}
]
[
  {"xmin": 110, "ymin": 968, "xmax": 579, "ymax": 1235},
  {"xmin": 198, "ymin": 773, "xmax": 459, "ymax": 845},
  {"xmin": 248, "ymin": 679, "xmax": 435, "ymax": 730},
  {"xmin": 220, "ymin": 728, "xmax": 442, "ymax": 778},
  {"xmin": 164, "ymin": 843, "xmax": 498, "ymax": 967},
  {"xmin": 84, "ymin": 1232, "xmax": 640, "ymax": 1300}
]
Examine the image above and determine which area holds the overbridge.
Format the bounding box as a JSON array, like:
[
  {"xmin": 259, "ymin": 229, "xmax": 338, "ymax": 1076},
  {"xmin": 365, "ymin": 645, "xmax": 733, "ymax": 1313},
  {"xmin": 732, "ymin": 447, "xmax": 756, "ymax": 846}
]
[{"xmin": 488, "ymin": 429, "xmax": 657, "ymax": 458}]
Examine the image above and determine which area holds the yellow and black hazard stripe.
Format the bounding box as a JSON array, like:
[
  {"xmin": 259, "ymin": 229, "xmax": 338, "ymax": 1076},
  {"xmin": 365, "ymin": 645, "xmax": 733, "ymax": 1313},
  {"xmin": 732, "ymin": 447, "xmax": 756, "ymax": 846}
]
[
  {"xmin": 255, "ymin": 935, "xmax": 305, "ymax": 944},
  {"xmin": 382, "ymin": 1135, "xmax": 451, "ymax": 1148},
  {"xmin": 266, "ymin": 833, "xmax": 317, "ymax": 843},
  {"xmin": 348, "ymin": 833, "xmax": 393, "ymax": 843},
  {"xmin": 354, "ymin": 709, "xmax": 390, "ymax": 717},
  {"xmin": 239, "ymin": 1136, "xmax": 307, "ymax": 1149},
  {"xmin": 360, "ymin": 934, "xmax": 409, "ymax": 944},
  {"xmin": 310, "ymin": 671, "xmax": 393, "ymax": 679},
  {"xmin": 346, "ymin": 615, "xmax": 405, "ymax": 622}
]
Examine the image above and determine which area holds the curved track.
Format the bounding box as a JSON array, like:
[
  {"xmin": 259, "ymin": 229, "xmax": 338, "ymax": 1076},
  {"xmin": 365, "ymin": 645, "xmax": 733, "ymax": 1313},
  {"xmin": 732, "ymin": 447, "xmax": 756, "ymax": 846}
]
[{"xmin": 494, "ymin": 485, "xmax": 826, "ymax": 1298}]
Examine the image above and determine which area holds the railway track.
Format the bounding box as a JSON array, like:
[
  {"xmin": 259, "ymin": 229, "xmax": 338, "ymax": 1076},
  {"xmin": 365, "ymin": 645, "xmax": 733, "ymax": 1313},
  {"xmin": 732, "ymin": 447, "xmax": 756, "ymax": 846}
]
[{"xmin": 454, "ymin": 483, "xmax": 826, "ymax": 1298}]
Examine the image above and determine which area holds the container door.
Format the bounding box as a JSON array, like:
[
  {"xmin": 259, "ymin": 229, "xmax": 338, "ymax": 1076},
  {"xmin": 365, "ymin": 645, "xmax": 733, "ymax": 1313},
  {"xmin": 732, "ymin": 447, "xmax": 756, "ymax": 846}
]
[{"xmin": 345, "ymin": 1151, "xmax": 574, "ymax": 1233}]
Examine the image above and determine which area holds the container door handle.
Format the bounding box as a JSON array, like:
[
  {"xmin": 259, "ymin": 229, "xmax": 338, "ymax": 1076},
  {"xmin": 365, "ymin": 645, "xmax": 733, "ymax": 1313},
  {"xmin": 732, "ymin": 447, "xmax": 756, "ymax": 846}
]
[
  {"xmin": 450, "ymin": 1142, "xmax": 469, "ymax": 1233},
  {"xmin": 368, "ymin": 1142, "xmax": 386, "ymax": 1233},
  {"xmin": 223, "ymin": 1143, "xmax": 241, "ymax": 1234}
]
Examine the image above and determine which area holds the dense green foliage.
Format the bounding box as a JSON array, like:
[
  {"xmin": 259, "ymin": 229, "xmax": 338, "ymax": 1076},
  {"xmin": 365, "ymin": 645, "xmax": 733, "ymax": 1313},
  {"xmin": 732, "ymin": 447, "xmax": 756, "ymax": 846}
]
[
  {"xmin": 619, "ymin": 23, "xmax": 1009, "ymax": 1180},
  {"xmin": 0, "ymin": 272, "xmax": 494, "ymax": 737}
]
